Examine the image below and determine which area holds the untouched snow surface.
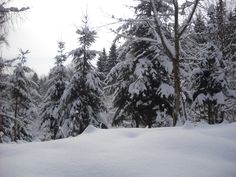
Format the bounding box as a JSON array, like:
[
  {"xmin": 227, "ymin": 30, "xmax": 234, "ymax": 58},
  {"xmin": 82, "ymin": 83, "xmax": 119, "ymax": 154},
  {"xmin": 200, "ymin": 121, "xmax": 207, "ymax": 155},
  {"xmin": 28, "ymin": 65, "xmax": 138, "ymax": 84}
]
[{"xmin": 1, "ymin": 123, "xmax": 236, "ymax": 177}]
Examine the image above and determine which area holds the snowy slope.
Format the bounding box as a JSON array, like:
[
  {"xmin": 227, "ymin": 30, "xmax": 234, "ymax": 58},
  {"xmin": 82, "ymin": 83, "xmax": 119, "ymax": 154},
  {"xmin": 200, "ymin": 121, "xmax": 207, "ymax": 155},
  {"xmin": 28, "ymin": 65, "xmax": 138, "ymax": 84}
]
[{"xmin": 0, "ymin": 123, "xmax": 236, "ymax": 177}]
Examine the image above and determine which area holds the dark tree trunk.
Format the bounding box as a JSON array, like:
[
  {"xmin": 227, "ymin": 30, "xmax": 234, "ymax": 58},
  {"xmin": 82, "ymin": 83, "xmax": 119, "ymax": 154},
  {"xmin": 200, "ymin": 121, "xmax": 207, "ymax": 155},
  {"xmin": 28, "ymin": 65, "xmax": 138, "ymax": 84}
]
[
  {"xmin": 172, "ymin": 1, "xmax": 182, "ymax": 126},
  {"xmin": 0, "ymin": 114, "xmax": 3, "ymax": 143},
  {"xmin": 172, "ymin": 58, "xmax": 181, "ymax": 126},
  {"xmin": 208, "ymin": 103, "xmax": 213, "ymax": 124},
  {"xmin": 135, "ymin": 119, "xmax": 139, "ymax": 128},
  {"xmin": 13, "ymin": 96, "xmax": 19, "ymax": 141}
]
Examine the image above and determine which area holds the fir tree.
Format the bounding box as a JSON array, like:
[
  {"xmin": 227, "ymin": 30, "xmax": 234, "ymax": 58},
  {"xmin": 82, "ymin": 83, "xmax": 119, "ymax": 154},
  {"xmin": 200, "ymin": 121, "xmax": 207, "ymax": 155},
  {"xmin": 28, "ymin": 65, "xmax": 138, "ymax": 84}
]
[
  {"xmin": 193, "ymin": 12, "xmax": 207, "ymax": 44},
  {"xmin": 107, "ymin": 2, "xmax": 174, "ymax": 128},
  {"xmin": 226, "ymin": 7, "xmax": 236, "ymax": 89},
  {"xmin": 203, "ymin": 2, "xmax": 236, "ymax": 121},
  {"xmin": 40, "ymin": 41, "xmax": 68, "ymax": 140},
  {"xmin": 57, "ymin": 15, "xmax": 106, "ymax": 138},
  {"xmin": 106, "ymin": 43, "xmax": 118, "ymax": 75},
  {"xmin": 114, "ymin": 0, "xmax": 200, "ymax": 126},
  {"xmin": 0, "ymin": 57, "xmax": 15, "ymax": 142},
  {"xmin": 0, "ymin": 3, "xmax": 29, "ymax": 142},
  {"xmin": 31, "ymin": 72, "xmax": 39, "ymax": 85},
  {"xmin": 97, "ymin": 48, "xmax": 108, "ymax": 80},
  {"xmin": 191, "ymin": 43, "xmax": 230, "ymax": 124},
  {"xmin": 9, "ymin": 49, "xmax": 39, "ymax": 141}
]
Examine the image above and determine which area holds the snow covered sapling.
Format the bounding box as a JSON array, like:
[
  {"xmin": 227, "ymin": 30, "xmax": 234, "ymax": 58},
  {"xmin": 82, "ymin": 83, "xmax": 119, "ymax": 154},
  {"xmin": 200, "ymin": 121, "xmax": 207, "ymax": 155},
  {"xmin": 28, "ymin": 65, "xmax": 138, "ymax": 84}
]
[
  {"xmin": 40, "ymin": 41, "xmax": 68, "ymax": 140},
  {"xmin": 57, "ymin": 15, "xmax": 106, "ymax": 137}
]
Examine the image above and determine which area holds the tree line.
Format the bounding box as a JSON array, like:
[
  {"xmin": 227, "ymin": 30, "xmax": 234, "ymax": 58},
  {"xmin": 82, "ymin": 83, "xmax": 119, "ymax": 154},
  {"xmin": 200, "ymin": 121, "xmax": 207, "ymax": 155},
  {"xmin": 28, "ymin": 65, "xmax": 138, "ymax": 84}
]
[{"xmin": 0, "ymin": 0, "xmax": 235, "ymax": 142}]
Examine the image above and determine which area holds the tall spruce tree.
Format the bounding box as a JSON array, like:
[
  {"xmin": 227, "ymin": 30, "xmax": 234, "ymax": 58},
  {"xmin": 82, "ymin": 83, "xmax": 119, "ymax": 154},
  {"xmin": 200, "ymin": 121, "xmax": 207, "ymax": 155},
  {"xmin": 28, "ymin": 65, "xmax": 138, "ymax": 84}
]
[
  {"xmin": 56, "ymin": 15, "xmax": 106, "ymax": 138},
  {"xmin": 107, "ymin": 2, "xmax": 174, "ymax": 128},
  {"xmin": 114, "ymin": 0, "xmax": 200, "ymax": 126},
  {"xmin": 0, "ymin": 58, "xmax": 15, "ymax": 142},
  {"xmin": 40, "ymin": 41, "xmax": 68, "ymax": 140},
  {"xmin": 0, "ymin": 1, "xmax": 29, "ymax": 142},
  {"xmin": 225, "ymin": 7, "xmax": 236, "ymax": 89},
  {"xmin": 203, "ymin": 1, "xmax": 236, "ymax": 121}
]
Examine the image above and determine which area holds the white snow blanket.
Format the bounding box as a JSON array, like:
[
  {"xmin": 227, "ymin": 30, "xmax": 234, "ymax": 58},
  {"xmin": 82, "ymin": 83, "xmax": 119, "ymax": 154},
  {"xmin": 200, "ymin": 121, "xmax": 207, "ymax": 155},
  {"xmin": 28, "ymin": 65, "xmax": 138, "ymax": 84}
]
[{"xmin": 0, "ymin": 123, "xmax": 236, "ymax": 177}]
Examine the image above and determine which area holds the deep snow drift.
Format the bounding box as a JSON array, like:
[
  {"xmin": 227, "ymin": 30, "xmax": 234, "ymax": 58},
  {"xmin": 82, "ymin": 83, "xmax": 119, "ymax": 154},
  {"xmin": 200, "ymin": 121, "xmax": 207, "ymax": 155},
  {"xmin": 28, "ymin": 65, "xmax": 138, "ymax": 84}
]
[{"xmin": 0, "ymin": 123, "xmax": 236, "ymax": 177}]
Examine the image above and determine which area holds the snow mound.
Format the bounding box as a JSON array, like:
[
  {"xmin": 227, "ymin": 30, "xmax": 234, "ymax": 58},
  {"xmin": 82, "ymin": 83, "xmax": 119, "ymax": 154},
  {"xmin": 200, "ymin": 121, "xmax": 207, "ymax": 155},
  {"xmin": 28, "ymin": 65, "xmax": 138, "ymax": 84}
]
[
  {"xmin": 82, "ymin": 125, "xmax": 97, "ymax": 134},
  {"xmin": 0, "ymin": 123, "xmax": 236, "ymax": 177}
]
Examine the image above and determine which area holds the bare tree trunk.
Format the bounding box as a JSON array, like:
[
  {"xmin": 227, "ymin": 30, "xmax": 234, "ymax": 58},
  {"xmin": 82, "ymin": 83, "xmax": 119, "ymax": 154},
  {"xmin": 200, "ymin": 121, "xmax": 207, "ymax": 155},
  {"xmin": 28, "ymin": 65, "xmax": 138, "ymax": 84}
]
[
  {"xmin": 181, "ymin": 95, "xmax": 188, "ymax": 122},
  {"xmin": 150, "ymin": 0, "xmax": 200, "ymax": 126},
  {"xmin": 172, "ymin": 0, "xmax": 182, "ymax": 126},
  {"xmin": 172, "ymin": 58, "xmax": 181, "ymax": 126}
]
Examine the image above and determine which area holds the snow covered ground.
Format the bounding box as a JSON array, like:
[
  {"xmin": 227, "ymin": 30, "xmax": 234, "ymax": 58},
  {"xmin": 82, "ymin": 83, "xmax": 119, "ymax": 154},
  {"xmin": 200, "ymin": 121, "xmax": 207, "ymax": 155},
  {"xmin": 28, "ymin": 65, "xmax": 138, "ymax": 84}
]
[{"xmin": 0, "ymin": 123, "xmax": 236, "ymax": 177}]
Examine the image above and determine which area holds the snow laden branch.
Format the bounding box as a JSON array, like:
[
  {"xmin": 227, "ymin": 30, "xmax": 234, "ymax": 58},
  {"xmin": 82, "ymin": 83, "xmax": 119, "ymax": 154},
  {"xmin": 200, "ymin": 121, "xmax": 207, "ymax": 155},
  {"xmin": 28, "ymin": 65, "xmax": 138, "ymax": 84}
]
[
  {"xmin": 113, "ymin": 28, "xmax": 158, "ymax": 44},
  {"xmin": 178, "ymin": 0, "xmax": 200, "ymax": 37},
  {"xmin": 0, "ymin": 112, "xmax": 27, "ymax": 127},
  {"xmin": 0, "ymin": 3, "xmax": 29, "ymax": 13}
]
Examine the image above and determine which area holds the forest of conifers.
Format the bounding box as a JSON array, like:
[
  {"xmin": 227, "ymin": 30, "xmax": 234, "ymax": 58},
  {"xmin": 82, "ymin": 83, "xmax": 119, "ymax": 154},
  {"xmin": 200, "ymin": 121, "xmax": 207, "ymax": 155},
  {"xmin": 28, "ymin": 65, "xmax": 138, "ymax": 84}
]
[{"xmin": 0, "ymin": 0, "xmax": 235, "ymax": 143}]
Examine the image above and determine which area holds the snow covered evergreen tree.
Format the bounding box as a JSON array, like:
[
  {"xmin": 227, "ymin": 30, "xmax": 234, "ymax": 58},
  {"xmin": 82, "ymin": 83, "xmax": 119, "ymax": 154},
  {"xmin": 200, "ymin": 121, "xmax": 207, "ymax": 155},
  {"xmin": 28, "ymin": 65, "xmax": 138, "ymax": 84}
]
[
  {"xmin": 0, "ymin": 2, "xmax": 29, "ymax": 142},
  {"xmin": 193, "ymin": 12, "xmax": 207, "ymax": 44},
  {"xmin": 202, "ymin": 1, "xmax": 236, "ymax": 121},
  {"xmin": 206, "ymin": 1, "xmax": 231, "ymax": 60},
  {"xmin": 107, "ymin": 2, "xmax": 174, "ymax": 128},
  {"xmin": 106, "ymin": 43, "xmax": 118, "ymax": 75},
  {"xmin": 0, "ymin": 57, "xmax": 15, "ymax": 142},
  {"xmin": 9, "ymin": 49, "xmax": 39, "ymax": 141},
  {"xmin": 97, "ymin": 48, "xmax": 108, "ymax": 80},
  {"xmin": 190, "ymin": 43, "xmax": 233, "ymax": 124},
  {"xmin": 225, "ymin": 7, "xmax": 236, "ymax": 90},
  {"xmin": 114, "ymin": 0, "xmax": 200, "ymax": 126},
  {"xmin": 40, "ymin": 41, "xmax": 69, "ymax": 140},
  {"xmin": 56, "ymin": 15, "xmax": 106, "ymax": 138},
  {"xmin": 31, "ymin": 72, "xmax": 39, "ymax": 85}
]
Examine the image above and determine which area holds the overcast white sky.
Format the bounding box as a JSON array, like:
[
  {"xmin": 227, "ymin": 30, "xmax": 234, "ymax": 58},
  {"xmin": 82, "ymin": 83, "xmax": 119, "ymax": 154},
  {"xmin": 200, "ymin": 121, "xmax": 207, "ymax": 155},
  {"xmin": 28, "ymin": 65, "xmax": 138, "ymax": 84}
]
[
  {"xmin": 3, "ymin": 0, "xmax": 133, "ymax": 76},
  {"xmin": 3, "ymin": 0, "xmax": 235, "ymax": 76}
]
